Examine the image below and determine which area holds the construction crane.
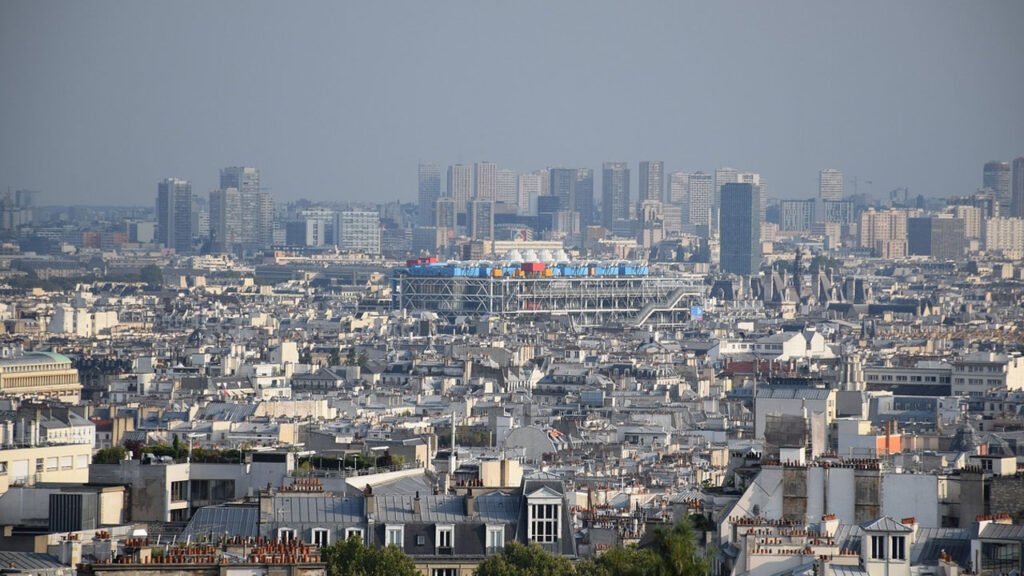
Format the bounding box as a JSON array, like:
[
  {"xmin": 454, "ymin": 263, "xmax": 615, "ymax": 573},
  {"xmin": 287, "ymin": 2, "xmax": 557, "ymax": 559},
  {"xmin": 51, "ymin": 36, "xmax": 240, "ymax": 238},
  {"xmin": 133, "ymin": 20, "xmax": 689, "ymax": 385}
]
[{"xmin": 848, "ymin": 176, "xmax": 873, "ymax": 197}]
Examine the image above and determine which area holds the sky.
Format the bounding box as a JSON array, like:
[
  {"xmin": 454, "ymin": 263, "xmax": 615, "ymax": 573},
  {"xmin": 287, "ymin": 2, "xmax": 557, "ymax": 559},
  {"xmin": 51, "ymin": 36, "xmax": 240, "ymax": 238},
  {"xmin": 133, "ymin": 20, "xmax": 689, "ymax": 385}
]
[{"xmin": 1, "ymin": 1, "xmax": 1022, "ymax": 207}]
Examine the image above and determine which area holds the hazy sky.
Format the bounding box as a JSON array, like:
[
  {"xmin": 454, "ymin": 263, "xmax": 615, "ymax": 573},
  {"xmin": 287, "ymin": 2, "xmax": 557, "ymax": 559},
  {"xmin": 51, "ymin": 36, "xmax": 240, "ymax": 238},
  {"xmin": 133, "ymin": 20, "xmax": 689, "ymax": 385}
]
[{"xmin": 1, "ymin": 1, "xmax": 1022, "ymax": 206}]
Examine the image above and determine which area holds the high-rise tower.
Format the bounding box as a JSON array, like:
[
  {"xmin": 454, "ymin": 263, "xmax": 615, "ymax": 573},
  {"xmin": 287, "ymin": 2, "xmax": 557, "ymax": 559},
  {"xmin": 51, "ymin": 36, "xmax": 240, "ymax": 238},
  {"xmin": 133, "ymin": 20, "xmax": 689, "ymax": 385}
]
[{"xmin": 719, "ymin": 182, "xmax": 761, "ymax": 275}]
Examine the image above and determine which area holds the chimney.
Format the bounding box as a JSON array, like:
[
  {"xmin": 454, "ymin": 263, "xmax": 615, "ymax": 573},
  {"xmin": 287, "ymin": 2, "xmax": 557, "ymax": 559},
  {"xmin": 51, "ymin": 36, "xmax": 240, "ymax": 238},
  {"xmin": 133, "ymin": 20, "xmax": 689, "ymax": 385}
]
[
  {"xmin": 364, "ymin": 484, "xmax": 376, "ymax": 516},
  {"xmin": 821, "ymin": 514, "xmax": 839, "ymax": 538},
  {"xmin": 901, "ymin": 517, "xmax": 918, "ymax": 543},
  {"xmin": 465, "ymin": 488, "xmax": 475, "ymax": 517},
  {"xmin": 414, "ymin": 491, "xmax": 421, "ymax": 516}
]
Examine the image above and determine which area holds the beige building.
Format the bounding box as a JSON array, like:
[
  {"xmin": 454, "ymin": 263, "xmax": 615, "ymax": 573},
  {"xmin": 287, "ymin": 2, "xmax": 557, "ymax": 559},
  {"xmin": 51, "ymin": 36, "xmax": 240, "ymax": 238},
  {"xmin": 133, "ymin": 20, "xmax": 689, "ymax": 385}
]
[
  {"xmin": 859, "ymin": 209, "xmax": 908, "ymax": 257},
  {"xmin": 0, "ymin": 442, "xmax": 94, "ymax": 495},
  {"xmin": 984, "ymin": 217, "xmax": 1024, "ymax": 259},
  {"xmin": 0, "ymin": 352, "xmax": 82, "ymax": 403}
]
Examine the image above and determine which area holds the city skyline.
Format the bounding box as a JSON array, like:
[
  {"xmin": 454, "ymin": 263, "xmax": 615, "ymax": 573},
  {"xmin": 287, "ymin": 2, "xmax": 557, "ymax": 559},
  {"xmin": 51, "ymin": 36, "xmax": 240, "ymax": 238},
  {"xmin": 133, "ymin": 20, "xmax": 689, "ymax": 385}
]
[{"xmin": 2, "ymin": 1, "xmax": 1022, "ymax": 206}]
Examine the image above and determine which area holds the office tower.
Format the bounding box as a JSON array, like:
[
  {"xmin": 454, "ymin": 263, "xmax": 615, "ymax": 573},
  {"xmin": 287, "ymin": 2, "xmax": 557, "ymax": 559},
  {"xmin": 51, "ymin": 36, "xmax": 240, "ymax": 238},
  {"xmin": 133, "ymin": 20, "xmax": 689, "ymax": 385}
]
[
  {"xmin": 435, "ymin": 197, "xmax": 456, "ymax": 230},
  {"xmin": 209, "ymin": 187, "xmax": 242, "ymax": 253},
  {"xmin": 858, "ymin": 208, "xmax": 908, "ymax": 258},
  {"xmin": 638, "ymin": 161, "xmax": 664, "ymax": 203},
  {"xmin": 719, "ymin": 183, "xmax": 761, "ymax": 275},
  {"xmin": 156, "ymin": 178, "xmax": 193, "ymax": 253},
  {"xmin": 908, "ymin": 216, "xmax": 965, "ymax": 260},
  {"xmin": 468, "ymin": 199, "xmax": 495, "ymax": 242},
  {"xmin": 219, "ymin": 166, "xmax": 271, "ymax": 249},
  {"xmin": 418, "ymin": 163, "xmax": 442, "ymax": 226},
  {"xmin": 819, "ymin": 169, "xmax": 844, "ymax": 202},
  {"xmin": 517, "ymin": 173, "xmax": 542, "ymax": 215},
  {"xmin": 602, "ymin": 162, "xmax": 630, "ymax": 233},
  {"xmin": 335, "ymin": 210, "xmax": 381, "ymax": 255},
  {"xmin": 739, "ymin": 171, "xmax": 767, "ymax": 224},
  {"xmin": 549, "ymin": 168, "xmax": 577, "ymax": 211},
  {"xmin": 548, "ymin": 168, "xmax": 595, "ymax": 227},
  {"xmin": 496, "ymin": 169, "xmax": 517, "ymax": 206},
  {"xmin": 474, "ymin": 162, "xmax": 497, "ymax": 200},
  {"xmin": 687, "ymin": 171, "xmax": 713, "ymax": 235},
  {"xmin": 984, "ymin": 161, "xmax": 1012, "ymax": 210},
  {"xmin": 712, "ymin": 167, "xmax": 739, "ymax": 235},
  {"xmin": 1012, "ymin": 157, "xmax": 1024, "ymax": 218},
  {"xmin": 447, "ymin": 164, "xmax": 472, "ymax": 214},
  {"xmin": 638, "ymin": 200, "xmax": 664, "ymax": 249},
  {"xmin": 668, "ymin": 171, "xmax": 689, "ymax": 204},
  {"xmin": 779, "ymin": 199, "xmax": 816, "ymax": 231},
  {"xmin": 822, "ymin": 200, "xmax": 856, "ymax": 225}
]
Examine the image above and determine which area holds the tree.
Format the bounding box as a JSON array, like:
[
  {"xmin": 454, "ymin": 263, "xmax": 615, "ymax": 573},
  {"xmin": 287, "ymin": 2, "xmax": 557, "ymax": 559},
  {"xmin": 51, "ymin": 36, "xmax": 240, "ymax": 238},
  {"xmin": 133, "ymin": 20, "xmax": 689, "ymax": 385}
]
[
  {"xmin": 139, "ymin": 264, "xmax": 163, "ymax": 287},
  {"xmin": 321, "ymin": 536, "xmax": 419, "ymax": 576},
  {"xmin": 475, "ymin": 542, "xmax": 576, "ymax": 576},
  {"xmin": 93, "ymin": 446, "xmax": 127, "ymax": 464},
  {"xmin": 576, "ymin": 546, "xmax": 661, "ymax": 576},
  {"xmin": 646, "ymin": 521, "xmax": 711, "ymax": 576}
]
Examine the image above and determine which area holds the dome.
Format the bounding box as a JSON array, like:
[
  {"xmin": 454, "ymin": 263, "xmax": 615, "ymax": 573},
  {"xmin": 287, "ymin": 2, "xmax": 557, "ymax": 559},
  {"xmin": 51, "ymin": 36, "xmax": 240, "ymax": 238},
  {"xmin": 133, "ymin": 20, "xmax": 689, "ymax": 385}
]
[
  {"xmin": 506, "ymin": 250, "xmax": 524, "ymax": 263},
  {"xmin": 539, "ymin": 250, "xmax": 554, "ymax": 263},
  {"xmin": 554, "ymin": 249, "xmax": 570, "ymax": 263},
  {"xmin": 523, "ymin": 250, "xmax": 539, "ymax": 262}
]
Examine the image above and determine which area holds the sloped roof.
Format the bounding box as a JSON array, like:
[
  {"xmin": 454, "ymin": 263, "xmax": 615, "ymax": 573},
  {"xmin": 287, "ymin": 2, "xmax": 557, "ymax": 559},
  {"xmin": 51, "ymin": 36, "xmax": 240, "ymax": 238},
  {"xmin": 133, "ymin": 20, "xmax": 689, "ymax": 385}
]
[{"xmin": 860, "ymin": 517, "xmax": 912, "ymax": 533}]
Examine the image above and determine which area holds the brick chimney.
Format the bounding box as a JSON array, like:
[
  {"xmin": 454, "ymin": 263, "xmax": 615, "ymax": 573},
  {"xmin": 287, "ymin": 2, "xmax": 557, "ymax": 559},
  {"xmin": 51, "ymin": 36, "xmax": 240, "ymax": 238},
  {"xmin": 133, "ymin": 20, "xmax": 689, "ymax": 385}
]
[
  {"xmin": 466, "ymin": 488, "xmax": 475, "ymax": 517},
  {"xmin": 364, "ymin": 484, "xmax": 376, "ymax": 516}
]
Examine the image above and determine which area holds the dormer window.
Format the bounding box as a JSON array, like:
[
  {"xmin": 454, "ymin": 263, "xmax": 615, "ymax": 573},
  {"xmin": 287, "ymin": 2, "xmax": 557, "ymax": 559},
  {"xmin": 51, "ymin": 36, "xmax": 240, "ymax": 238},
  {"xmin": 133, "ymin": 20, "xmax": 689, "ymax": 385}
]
[
  {"xmin": 385, "ymin": 524, "xmax": 404, "ymax": 547},
  {"xmin": 436, "ymin": 524, "xmax": 454, "ymax": 554},
  {"xmin": 526, "ymin": 485, "xmax": 563, "ymax": 545},
  {"xmin": 891, "ymin": 536, "xmax": 906, "ymax": 560},
  {"xmin": 871, "ymin": 535, "xmax": 885, "ymax": 559},
  {"xmin": 311, "ymin": 528, "xmax": 329, "ymax": 547},
  {"xmin": 278, "ymin": 528, "xmax": 296, "ymax": 543}
]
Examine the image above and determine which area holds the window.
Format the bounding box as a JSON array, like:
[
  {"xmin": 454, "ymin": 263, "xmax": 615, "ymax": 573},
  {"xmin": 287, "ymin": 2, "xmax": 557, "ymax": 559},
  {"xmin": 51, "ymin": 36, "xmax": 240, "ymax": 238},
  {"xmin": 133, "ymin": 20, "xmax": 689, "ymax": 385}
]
[
  {"xmin": 871, "ymin": 535, "xmax": 885, "ymax": 559},
  {"xmin": 432, "ymin": 569, "xmax": 457, "ymax": 576},
  {"xmin": 529, "ymin": 503, "xmax": 560, "ymax": 544},
  {"xmin": 386, "ymin": 525, "xmax": 404, "ymax": 547},
  {"xmin": 891, "ymin": 536, "xmax": 905, "ymax": 560},
  {"xmin": 487, "ymin": 526, "xmax": 505, "ymax": 555},
  {"xmin": 278, "ymin": 528, "xmax": 296, "ymax": 543},
  {"xmin": 170, "ymin": 481, "xmax": 188, "ymax": 502},
  {"xmin": 436, "ymin": 525, "xmax": 454, "ymax": 553},
  {"xmin": 312, "ymin": 528, "xmax": 330, "ymax": 547},
  {"xmin": 345, "ymin": 528, "xmax": 363, "ymax": 542}
]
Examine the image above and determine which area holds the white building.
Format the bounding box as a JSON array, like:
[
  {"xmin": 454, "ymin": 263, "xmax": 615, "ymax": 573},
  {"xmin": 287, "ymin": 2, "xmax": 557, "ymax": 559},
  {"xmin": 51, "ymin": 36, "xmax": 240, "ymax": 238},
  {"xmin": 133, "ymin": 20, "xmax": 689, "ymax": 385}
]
[
  {"xmin": 951, "ymin": 352, "xmax": 1024, "ymax": 397},
  {"xmin": 984, "ymin": 217, "xmax": 1024, "ymax": 259},
  {"xmin": 335, "ymin": 210, "xmax": 380, "ymax": 255}
]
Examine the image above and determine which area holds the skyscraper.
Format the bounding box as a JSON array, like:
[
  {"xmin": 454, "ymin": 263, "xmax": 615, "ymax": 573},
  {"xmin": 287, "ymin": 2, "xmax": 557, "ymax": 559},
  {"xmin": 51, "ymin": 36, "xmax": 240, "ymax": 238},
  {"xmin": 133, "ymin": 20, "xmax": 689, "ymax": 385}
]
[
  {"xmin": 468, "ymin": 198, "xmax": 495, "ymax": 242},
  {"xmin": 548, "ymin": 168, "xmax": 595, "ymax": 227},
  {"xmin": 573, "ymin": 168, "xmax": 595, "ymax": 228},
  {"xmin": 602, "ymin": 162, "xmax": 630, "ymax": 233},
  {"xmin": 638, "ymin": 161, "xmax": 664, "ymax": 203},
  {"xmin": 156, "ymin": 178, "xmax": 193, "ymax": 253},
  {"xmin": 209, "ymin": 187, "xmax": 242, "ymax": 253},
  {"xmin": 668, "ymin": 171, "xmax": 689, "ymax": 204},
  {"xmin": 447, "ymin": 164, "xmax": 472, "ymax": 214},
  {"xmin": 819, "ymin": 169, "xmax": 844, "ymax": 202},
  {"xmin": 418, "ymin": 163, "xmax": 442, "ymax": 226},
  {"xmin": 474, "ymin": 162, "xmax": 497, "ymax": 201},
  {"xmin": 496, "ymin": 169, "xmax": 517, "ymax": 206},
  {"xmin": 517, "ymin": 173, "xmax": 542, "ymax": 215},
  {"xmin": 719, "ymin": 182, "xmax": 761, "ymax": 275},
  {"xmin": 219, "ymin": 166, "xmax": 271, "ymax": 250},
  {"xmin": 984, "ymin": 160, "xmax": 1011, "ymax": 210},
  {"xmin": 1012, "ymin": 157, "xmax": 1024, "ymax": 218},
  {"xmin": 687, "ymin": 171, "xmax": 713, "ymax": 235}
]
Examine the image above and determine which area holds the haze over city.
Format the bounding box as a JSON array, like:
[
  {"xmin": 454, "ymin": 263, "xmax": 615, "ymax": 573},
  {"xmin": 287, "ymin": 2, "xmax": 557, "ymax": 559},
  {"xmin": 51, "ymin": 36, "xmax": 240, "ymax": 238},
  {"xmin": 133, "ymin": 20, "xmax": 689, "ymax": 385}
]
[{"xmin": 2, "ymin": 0, "xmax": 1022, "ymax": 206}]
